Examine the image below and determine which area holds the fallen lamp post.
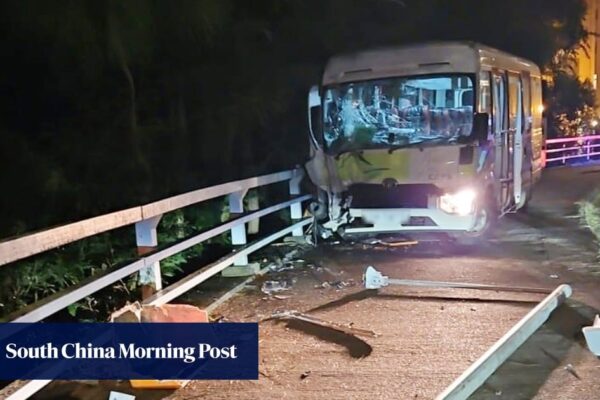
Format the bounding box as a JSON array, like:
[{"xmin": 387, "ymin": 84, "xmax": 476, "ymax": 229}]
[{"xmin": 364, "ymin": 266, "xmax": 552, "ymax": 294}]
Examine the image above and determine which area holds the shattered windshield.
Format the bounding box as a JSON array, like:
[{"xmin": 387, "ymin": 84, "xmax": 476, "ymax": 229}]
[{"xmin": 323, "ymin": 75, "xmax": 474, "ymax": 154}]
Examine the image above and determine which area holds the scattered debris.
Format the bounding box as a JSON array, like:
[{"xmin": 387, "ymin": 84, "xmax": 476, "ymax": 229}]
[
  {"xmin": 470, "ymin": 307, "xmax": 477, "ymax": 312},
  {"xmin": 549, "ymin": 274, "xmax": 560, "ymax": 279},
  {"xmin": 368, "ymin": 238, "xmax": 419, "ymax": 248},
  {"xmin": 495, "ymin": 390, "xmax": 502, "ymax": 396},
  {"xmin": 315, "ymin": 279, "xmax": 356, "ymax": 290},
  {"xmin": 267, "ymin": 310, "xmax": 379, "ymax": 338},
  {"xmin": 108, "ymin": 391, "xmax": 135, "ymax": 400},
  {"xmin": 300, "ymin": 370, "xmax": 311, "ymax": 380},
  {"xmin": 261, "ymin": 280, "xmax": 292, "ymax": 295},
  {"xmin": 210, "ymin": 314, "xmax": 230, "ymax": 323},
  {"xmin": 273, "ymin": 295, "xmax": 291, "ymax": 300},
  {"xmin": 259, "ymin": 370, "xmax": 272, "ymax": 379},
  {"xmin": 564, "ymin": 363, "xmax": 581, "ymax": 380},
  {"xmin": 268, "ymin": 262, "xmax": 296, "ymax": 272}
]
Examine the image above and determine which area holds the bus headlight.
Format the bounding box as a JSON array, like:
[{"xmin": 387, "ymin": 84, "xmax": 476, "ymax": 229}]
[{"xmin": 439, "ymin": 189, "xmax": 477, "ymax": 216}]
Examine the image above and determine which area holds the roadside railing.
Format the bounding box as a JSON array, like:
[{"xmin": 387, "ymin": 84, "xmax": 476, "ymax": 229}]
[
  {"xmin": 545, "ymin": 134, "xmax": 600, "ymax": 166},
  {"xmin": 0, "ymin": 168, "xmax": 310, "ymax": 323}
]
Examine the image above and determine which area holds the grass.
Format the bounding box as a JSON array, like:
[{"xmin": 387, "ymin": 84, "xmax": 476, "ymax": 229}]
[{"xmin": 578, "ymin": 190, "xmax": 600, "ymax": 247}]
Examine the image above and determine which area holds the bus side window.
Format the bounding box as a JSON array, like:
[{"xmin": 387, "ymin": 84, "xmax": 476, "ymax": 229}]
[
  {"xmin": 521, "ymin": 73, "xmax": 531, "ymax": 134},
  {"xmin": 479, "ymin": 72, "xmax": 491, "ymax": 139},
  {"xmin": 492, "ymin": 71, "xmax": 507, "ymax": 135},
  {"xmin": 479, "ymin": 72, "xmax": 491, "ymax": 114},
  {"xmin": 530, "ymin": 76, "xmax": 543, "ymax": 160}
]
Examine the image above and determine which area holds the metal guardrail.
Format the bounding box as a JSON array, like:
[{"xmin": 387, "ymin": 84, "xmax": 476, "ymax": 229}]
[
  {"xmin": 545, "ymin": 134, "xmax": 600, "ymax": 165},
  {"xmin": 0, "ymin": 168, "xmax": 310, "ymax": 324},
  {"xmin": 0, "ymin": 168, "xmax": 310, "ymax": 400}
]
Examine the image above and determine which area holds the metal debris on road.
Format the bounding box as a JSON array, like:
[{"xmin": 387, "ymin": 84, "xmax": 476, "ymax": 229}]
[
  {"xmin": 368, "ymin": 238, "xmax": 419, "ymax": 247},
  {"xmin": 549, "ymin": 274, "xmax": 559, "ymax": 279},
  {"xmin": 261, "ymin": 280, "xmax": 292, "ymax": 295},
  {"xmin": 564, "ymin": 363, "xmax": 581, "ymax": 380},
  {"xmin": 267, "ymin": 310, "xmax": 379, "ymax": 338},
  {"xmin": 364, "ymin": 266, "xmax": 552, "ymax": 294},
  {"xmin": 316, "ymin": 279, "xmax": 356, "ymax": 290},
  {"xmin": 300, "ymin": 371, "xmax": 311, "ymax": 380}
]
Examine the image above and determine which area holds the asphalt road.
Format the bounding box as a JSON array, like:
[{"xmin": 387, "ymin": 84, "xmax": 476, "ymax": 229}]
[{"xmin": 169, "ymin": 164, "xmax": 600, "ymax": 400}]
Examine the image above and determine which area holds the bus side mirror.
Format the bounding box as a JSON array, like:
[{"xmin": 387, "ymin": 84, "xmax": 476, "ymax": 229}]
[
  {"xmin": 473, "ymin": 112, "xmax": 489, "ymax": 144},
  {"xmin": 308, "ymin": 85, "xmax": 322, "ymax": 150}
]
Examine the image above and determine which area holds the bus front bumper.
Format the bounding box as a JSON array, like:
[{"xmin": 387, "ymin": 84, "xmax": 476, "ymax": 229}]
[{"xmin": 346, "ymin": 208, "xmax": 477, "ymax": 234}]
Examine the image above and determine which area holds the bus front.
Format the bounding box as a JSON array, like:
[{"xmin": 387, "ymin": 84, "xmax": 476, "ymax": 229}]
[{"xmin": 308, "ymin": 71, "xmax": 494, "ymax": 240}]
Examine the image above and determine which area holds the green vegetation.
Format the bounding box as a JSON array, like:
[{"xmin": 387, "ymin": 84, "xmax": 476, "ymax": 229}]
[
  {"xmin": 579, "ymin": 191, "xmax": 600, "ymax": 250},
  {"xmin": 547, "ymin": 50, "xmax": 597, "ymax": 138},
  {"xmin": 0, "ymin": 200, "xmax": 230, "ymax": 320}
]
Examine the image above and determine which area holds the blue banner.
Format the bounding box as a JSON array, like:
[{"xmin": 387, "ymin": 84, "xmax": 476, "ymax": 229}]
[{"xmin": 0, "ymin": 323, "xmax": 258, "ymax": 380}]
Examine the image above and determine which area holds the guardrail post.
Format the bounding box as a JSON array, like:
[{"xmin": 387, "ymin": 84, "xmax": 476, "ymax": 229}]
[
  {"xmin": 221, "ymin": 189, "xmax": 259, "ymax": 277},
  {"xmin": 135, "ymin": 215, "xmax": 162, "ymax": 299},
  {"xmin": 289, "ymin": 171, "xmax": 304, "ymax": 237},
  {"xmin": 228, "ymin": 189, "xmax": 248, "ymax": 265},
  {"xmin": 587, "ymin": 140, "xmax": 591, "ymax": 160},
  {"xmin": 247, "ymin": 190, "xmax": 260, "ymax": 235}
]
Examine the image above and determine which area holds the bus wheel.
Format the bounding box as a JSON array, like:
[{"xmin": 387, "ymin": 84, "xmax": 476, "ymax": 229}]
[
  {"xmin": 454, "ymin": 191, "xmax": 497, "ymax": 248},
  {"xmin": 517, "ymin": 169, "xmax": 533, "ymax": 212}
]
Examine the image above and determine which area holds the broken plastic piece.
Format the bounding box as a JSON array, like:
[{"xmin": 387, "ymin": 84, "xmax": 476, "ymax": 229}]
[
  {"xmin": 109, "ymin": 392, "xmax": 135, "ymax": 400},
  {"xmin": 583, "ymin": 314, "xmax": 600, "ymax": 355},
  {"xmin": 364, "ymin": 266, "xmax": 389, "ymax": 289}
]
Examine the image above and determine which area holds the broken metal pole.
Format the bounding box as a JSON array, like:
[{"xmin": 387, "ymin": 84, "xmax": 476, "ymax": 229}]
[
  {"xmin": 364, "ymin": 266, "xmax": 551, "ymax": 295},
  {"xmin": 268, "ymin": 310, "xmax": 379, "ymax": 338},
  {"xmin": 435, "ymin": 283, "xmax": 572, "ymax": 400}
]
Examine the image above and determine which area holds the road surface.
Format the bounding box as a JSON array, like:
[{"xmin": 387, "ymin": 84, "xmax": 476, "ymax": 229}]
[{"xmin": 33, "ymin": 164, "xmax": 600, "ymax": 400}]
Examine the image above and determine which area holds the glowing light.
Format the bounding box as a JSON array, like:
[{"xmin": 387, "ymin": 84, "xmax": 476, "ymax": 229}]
[
  {"xmin": 591, "ymin": 119, "xmax": 599, "ymax": 128},
  {"xmin": 537, "ymin": 104, "xmax": 545, "ymax": 114},
  {"xmin": 439, "ymin": 189, "xmax": 477, "ymax": 216}
]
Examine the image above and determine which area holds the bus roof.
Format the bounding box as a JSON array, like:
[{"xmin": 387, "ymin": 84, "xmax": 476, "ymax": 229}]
[{"xmin": 322, "ymin": 41, "xmax": 541, "ymax": 86}]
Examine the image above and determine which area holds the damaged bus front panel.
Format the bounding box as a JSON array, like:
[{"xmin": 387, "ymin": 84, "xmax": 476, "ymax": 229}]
[{"xmin": 306, "ymin": 42, "xmax": 544, "ymax": 240}]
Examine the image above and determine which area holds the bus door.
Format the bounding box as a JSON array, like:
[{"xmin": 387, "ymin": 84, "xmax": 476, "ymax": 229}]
[
  {"xmin": 508, "ymin": 72, "xmax": 524, "ymax": 207},
  {"xmin": 492, "ymin": 71, "xmax": 511, "ymax": 209},
  {"xmin": 519, "ymin": 72, "xmax": 533, "ymax": 206}
]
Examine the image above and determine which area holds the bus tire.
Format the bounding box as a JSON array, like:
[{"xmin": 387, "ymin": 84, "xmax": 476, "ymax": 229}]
[{"xmin": 453, "ymin": 190, "xmax": 498, "ymax": 248}]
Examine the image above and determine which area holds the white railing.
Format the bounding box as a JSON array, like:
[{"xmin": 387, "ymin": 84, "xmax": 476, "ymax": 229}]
[
  {"xmin": 0, "ymin": 168, "xmax": 310, "ymax": 323},
  {"xmin": 0, "ymin": 167, "xmax": 310, "ymax": 400},
  {"xmin": 545, "ymin": 134, "xmax": 600, "ymax": 165}
]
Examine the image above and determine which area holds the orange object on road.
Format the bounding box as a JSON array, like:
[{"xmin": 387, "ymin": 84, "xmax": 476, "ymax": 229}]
[{"xmin": 111, "ymin": 303, "xmax": 209, "ymax": 390}]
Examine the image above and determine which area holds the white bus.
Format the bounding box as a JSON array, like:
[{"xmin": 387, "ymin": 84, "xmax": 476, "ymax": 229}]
[{"xmin": 306, "ymin": 42, "xmax": 544, "ymax": 242}]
